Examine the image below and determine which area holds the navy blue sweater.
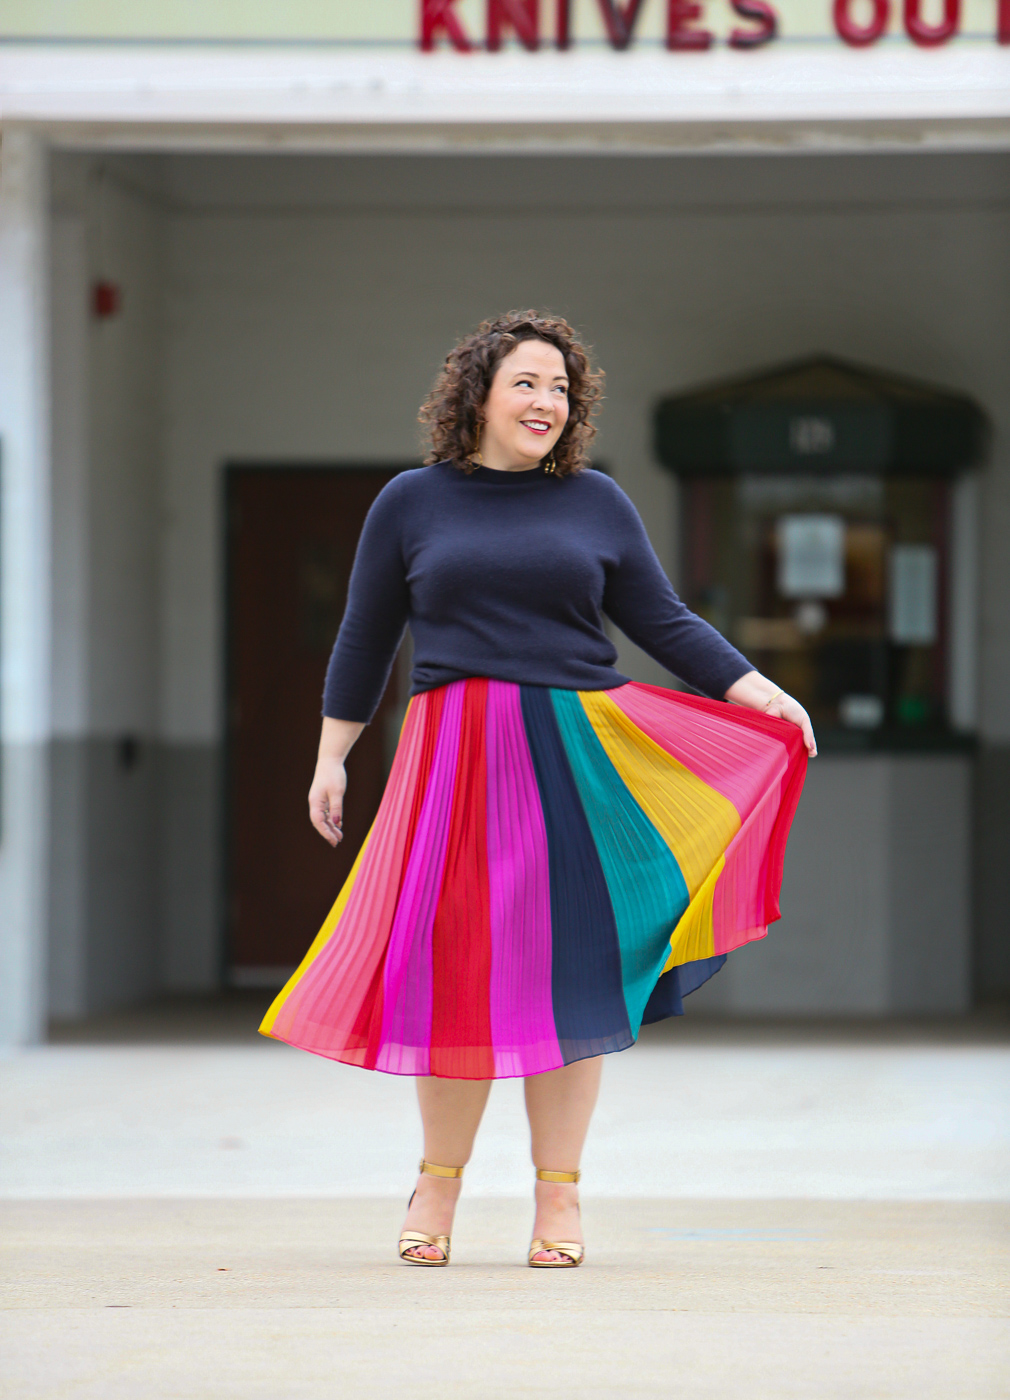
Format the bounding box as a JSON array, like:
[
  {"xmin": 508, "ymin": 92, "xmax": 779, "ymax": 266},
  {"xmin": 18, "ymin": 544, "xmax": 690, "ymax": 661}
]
[{"xmin": 323, "ymin": 461, "xmax": 751, "ymax": 723}]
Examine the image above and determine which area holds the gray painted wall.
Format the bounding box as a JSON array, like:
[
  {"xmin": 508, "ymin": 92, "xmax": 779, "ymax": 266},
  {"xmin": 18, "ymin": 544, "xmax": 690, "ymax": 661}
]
[
  {"xmin": 49, "ymin": 738, "xmax": 159, "ymax": 1017},
  {"xmin": 159, "ymin": 742, "xmax": 220, "ymax": 991},
  {"xmin": 888, "ymin": 757, "xmax": 972, "ymax": 1014},
  {"xmin": 975, "ymin": 745, "xmax": 1010, "ymax": 1003},
  {"xmin": 48, "ymin": 738, "xmax": 217, "ymax": 1017},
  {"xmin": 692, "ymin": 755, "xmax": 971, "ymax": 1016}
]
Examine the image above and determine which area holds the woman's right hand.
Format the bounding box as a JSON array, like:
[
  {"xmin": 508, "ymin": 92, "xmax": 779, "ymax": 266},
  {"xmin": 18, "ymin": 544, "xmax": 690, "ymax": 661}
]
[
  {"xmin": 309, "ymin": 757, "xmax": 348, "ymax": 846},
  {"xmin": 309, "ymin": 717, "xmax": 365, "ymax": 846}
]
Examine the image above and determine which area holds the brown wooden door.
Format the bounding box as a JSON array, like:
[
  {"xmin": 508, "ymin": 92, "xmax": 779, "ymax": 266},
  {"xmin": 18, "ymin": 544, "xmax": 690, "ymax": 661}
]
[{"xmin": 226, "ymin": 466, "xmax": 403, "ymax": 975}]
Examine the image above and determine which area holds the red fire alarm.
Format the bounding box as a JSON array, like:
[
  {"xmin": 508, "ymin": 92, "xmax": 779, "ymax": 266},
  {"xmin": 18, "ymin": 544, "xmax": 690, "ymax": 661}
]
[{"xmin": 92, "ymin": 280, "xmax": 121, "ymax": 319}]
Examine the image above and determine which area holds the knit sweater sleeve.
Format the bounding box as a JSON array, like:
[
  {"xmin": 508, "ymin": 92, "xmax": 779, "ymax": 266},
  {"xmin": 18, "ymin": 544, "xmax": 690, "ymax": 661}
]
[
  {"xmin": 601, "ymin": 483, "xmax": 753, "ymax": 699},
  {"xmin": 322, "ymin": 480, "xmax": 410, "ymax": 723}
]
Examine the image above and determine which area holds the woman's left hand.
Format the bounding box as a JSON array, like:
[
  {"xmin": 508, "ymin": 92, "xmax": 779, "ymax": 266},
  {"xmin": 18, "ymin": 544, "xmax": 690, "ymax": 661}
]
[{"xmin": 724, "ymin": 671, "xmax": 817, "ymax": 757}]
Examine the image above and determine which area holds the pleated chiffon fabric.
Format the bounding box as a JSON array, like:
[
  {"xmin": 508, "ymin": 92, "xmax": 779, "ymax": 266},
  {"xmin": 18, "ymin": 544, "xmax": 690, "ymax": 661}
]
[{"xmin": 260, "ymin": 680, "xmax": 807, "ymax": 1079}]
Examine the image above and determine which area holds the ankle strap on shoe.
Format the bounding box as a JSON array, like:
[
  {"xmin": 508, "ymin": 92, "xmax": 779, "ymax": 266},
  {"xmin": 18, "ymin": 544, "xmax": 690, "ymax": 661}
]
[
  {"xmin": 419, "ymin": 1159, "xmax": 464, "ymax": 1179},
  {"xmin": 536, "ymin": 1168, "xmax": 580, "ymax": 1184}
]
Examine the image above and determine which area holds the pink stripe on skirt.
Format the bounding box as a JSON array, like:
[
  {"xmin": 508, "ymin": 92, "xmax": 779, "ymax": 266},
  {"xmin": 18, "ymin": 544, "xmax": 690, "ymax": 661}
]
[
  {"xmin": 273, "ymin": 690, "xmax": 427, "ymax": 1058},
  {"xmin": 376, "ymin": 682, "xmax": 463, "ymax": 1074},
  {"xmin": 712, "ymin": 775, "xmax": 785, "ymax": 953},
  {"xmin": 485, "ymin": 680, "xmax": 562, "ymax": 1078}
]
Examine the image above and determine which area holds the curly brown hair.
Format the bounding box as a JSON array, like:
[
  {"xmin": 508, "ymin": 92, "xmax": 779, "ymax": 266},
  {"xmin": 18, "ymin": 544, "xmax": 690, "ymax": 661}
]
[{"xmin": 419, "ymin": 310, "xmax": 604, "ymax": 477}]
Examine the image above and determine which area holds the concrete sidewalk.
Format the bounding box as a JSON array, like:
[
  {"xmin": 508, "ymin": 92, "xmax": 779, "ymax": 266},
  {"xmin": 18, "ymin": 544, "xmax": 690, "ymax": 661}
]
[
  {"xmin": 2, "ymin": 1003, "xmax": 1008, "ymax": 1398},
  {"xmin": 3, "ymin": 1197, "xmax": 1007, "ymax": 1398},
  {"xmin": 6, "ymin": 1014, "xmax": 1009, "ymax": 1199}
]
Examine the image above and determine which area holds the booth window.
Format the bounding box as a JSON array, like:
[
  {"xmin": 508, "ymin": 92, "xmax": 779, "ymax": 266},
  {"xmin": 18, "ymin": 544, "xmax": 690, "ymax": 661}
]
[{"xmin": 654, "ymin": 357, "xmax": 988, "ymax": 751}]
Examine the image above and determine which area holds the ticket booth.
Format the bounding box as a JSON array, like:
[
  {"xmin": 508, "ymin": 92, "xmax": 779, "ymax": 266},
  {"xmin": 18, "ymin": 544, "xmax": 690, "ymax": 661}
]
[{"xmin": 655, "ymin": 357, "xmax": 988, "ymax": 1014}]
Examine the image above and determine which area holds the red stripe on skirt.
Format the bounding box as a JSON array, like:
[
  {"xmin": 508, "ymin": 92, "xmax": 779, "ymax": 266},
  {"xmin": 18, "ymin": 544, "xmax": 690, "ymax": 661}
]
[
  {"xmin": 358, "ymin": 686, "xmax": 447, "ymax": 1070},
  {"xmin": 429, "ymin": 678, "xmax": 495, "ymax": 1079}
]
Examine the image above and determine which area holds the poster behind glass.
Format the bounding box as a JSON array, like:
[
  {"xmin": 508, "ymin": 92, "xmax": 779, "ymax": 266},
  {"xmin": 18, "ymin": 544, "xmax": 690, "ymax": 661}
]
[{"xmin": 682, "ymin": 474, "xmax": 950, "ymax": 746}]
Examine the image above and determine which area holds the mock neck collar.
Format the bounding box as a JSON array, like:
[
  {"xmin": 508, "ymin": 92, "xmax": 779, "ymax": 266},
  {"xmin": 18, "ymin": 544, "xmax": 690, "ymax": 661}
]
[{"xmin": 453, "ymin": 460, "xmax": 551, "ymax": 485}]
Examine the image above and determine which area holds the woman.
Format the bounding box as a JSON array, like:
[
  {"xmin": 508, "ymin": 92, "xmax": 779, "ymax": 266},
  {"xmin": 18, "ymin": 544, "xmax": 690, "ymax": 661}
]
[{"xmin": 261, "ymin": 311, "xmax": 814, "ymax": 1269}]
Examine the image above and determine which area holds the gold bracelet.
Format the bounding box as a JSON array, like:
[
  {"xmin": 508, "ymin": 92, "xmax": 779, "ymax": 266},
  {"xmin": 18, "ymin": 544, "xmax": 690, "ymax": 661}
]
[{"xmin": 762, "ymin": 689, "xmax": 786, "ymax": 711}]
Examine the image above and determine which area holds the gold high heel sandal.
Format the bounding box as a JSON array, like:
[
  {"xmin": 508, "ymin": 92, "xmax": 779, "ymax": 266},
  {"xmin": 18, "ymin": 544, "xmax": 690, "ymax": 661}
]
[
  {"xmin": 528, "ymin": 1168, "xmax": 585, "ymax": 1268},
  {"xmin": 398, "ymin": 1159, "xmax": 464, "ymax": 1266}
]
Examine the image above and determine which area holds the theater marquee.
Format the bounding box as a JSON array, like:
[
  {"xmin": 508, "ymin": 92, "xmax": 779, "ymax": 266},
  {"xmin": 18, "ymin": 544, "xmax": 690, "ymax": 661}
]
[
  {"xmin": 420, "ymin": 0, "xmax": 1009, "ymax": 48},
  {"xmin": 0, "ymin": 0, "xmax": 1006, "ymax": 46}
]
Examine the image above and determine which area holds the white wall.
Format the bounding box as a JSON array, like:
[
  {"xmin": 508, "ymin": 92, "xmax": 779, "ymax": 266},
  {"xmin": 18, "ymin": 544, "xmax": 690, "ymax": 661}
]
[
  {"xmin": 0, "ymin": 130, "xmax": 51, "ymax": 1045},
  {"xmin": 157, "ymin": 151, "xmax": 1010, "ymax": 747},
  {"xmin": 48, "ymin": 154, "xmax": 167, "ymax": 1017},
  {"xmin": 86, "ymin": 170, "xmax": 164, "ymax": 741},
  {"xmin": 51, "ymin": 153, "xmax": 165, "ymax": 745}
]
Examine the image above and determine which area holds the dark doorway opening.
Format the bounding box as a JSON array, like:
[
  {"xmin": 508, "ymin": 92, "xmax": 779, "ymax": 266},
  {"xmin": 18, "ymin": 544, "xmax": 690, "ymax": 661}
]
[{"xmin": 225, "ymin": 465, "xmax": 409, "ymax": 981}]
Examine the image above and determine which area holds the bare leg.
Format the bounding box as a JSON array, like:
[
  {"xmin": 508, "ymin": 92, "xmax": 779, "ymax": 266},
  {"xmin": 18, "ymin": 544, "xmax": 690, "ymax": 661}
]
[
  {"xmin": 524, "ymin": 1056, "xmax": 602, "ymax": 1264},
  {"xmin": 401, "ymin": 1076, "xmax": 492, "ymax": 1261}
]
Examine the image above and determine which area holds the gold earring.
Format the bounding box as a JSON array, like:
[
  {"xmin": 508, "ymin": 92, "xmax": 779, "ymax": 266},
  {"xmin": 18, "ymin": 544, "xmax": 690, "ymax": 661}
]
[
  {"xmin": 543, "ymin": 450, "xmax": 557, "ymax": 474},
  {"xmin": 471, "ymin": 422, "xmax": 484, "ymax": 467}
]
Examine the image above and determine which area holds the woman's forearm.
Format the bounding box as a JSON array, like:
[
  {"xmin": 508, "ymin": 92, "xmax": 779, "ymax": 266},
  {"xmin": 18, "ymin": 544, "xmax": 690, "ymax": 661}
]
[
  {"xmin": 723, "ymin": 670, "xmax": 783, "ymax": 711},
  {"xmin": 318, "ymin": 716, "xmax": 365, "ymax": 764}
]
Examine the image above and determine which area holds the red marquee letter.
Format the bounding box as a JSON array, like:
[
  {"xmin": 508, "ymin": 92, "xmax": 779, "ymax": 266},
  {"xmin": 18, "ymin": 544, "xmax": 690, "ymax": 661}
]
[
  {"xmin": 1000, "ymin": 0, "xmax": 1010, "ymax": 40},
  {"xmin": 903, "ymin": 0, "xmax": 959, "ymax": 42},
  {"xmin": 596, "ymin": 0, "xmax": 647, "ymax": 49},
  {"xmin": 833, "ymin": 0, "xmax": 889, "ymax": 44},
  {"xmin": 420, "ymin": 0, "xmax": 473, "ymax": 50},
  {"xmin": 728, "ymin": 0, "xmax": 778, "ymax": 46},
  {"xmin": 667, "ymin": 0, "xmax": 713, "ymax": 48},
  {"xmin": 556, "ymin": 0, "xmax": 572, "ymax": 46},
  {"xmin": 488, "ymin": 0, "xmax": 540, "ymax": 49}
]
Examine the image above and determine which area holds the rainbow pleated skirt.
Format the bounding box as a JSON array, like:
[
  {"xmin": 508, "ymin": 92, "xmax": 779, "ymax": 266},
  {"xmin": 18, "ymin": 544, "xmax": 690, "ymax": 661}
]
[{"xmin": 261, "ymin": 678, "xmax": 806, "ymax": 1079}]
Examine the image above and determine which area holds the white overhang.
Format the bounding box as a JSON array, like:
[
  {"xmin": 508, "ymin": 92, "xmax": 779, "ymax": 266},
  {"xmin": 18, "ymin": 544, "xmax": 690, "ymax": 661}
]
[{"xmin": 1, "ymin": 44, "xmax": 1009, "ymax": 152}]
